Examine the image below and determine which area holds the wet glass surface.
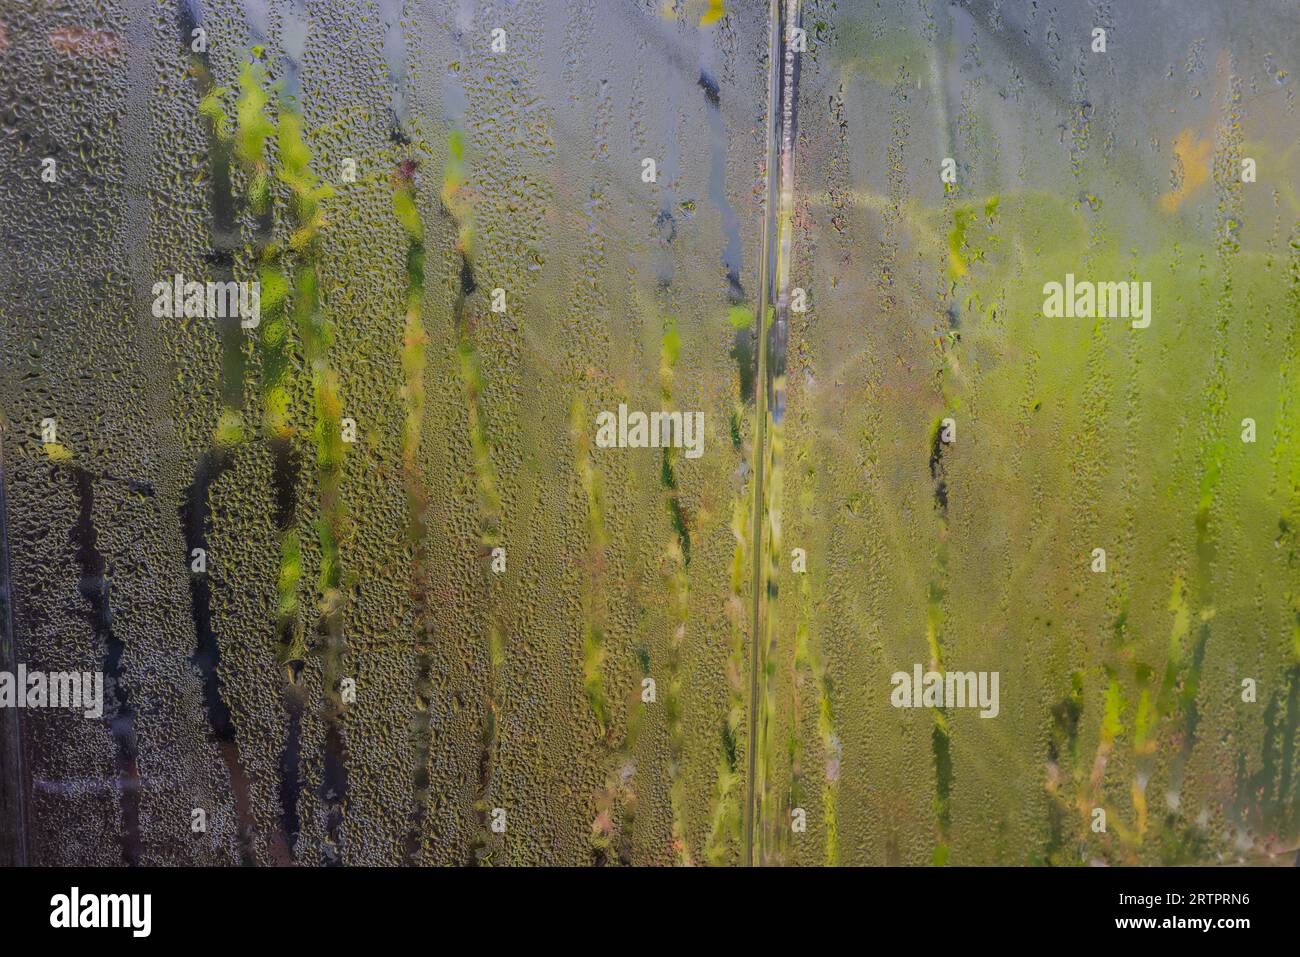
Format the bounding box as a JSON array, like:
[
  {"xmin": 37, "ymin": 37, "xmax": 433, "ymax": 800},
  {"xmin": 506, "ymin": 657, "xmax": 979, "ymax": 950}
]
[{"xmin": 0, "ymin": 0, "xmax": 1296, "ymax": 866}]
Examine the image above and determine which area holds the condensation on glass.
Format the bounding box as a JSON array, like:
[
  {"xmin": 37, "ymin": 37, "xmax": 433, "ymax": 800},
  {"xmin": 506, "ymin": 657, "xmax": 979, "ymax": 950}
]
[{"xmin": 0, "ymin": 0, "xmax": 1296, "ymax": 866}]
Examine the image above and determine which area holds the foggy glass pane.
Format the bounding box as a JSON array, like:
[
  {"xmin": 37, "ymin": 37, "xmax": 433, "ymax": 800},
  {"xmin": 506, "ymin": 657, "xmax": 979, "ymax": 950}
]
[{"xmin": 0, "ymin": 0, "xmax": 1296, "ymax": 869}]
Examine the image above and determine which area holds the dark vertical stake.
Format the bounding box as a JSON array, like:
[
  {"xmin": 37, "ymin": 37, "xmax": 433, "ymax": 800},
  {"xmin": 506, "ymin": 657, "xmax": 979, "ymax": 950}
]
[{"xmin": 0, "ymin": 423, "xmax": 30, "ymax": 865}]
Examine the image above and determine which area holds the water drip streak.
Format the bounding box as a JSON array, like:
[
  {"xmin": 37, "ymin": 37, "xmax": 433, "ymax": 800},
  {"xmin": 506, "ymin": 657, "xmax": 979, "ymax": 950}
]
[
  {"xmin": 383, "ymin": 9, "xmax": 439, "ymax": 862},
  {"xmin": 67, "ymin": 466, "xmax": 142, "ymax": 865},
  {"xmin": 745, "ymin": 0, "xmax": 798, "ymax": 867},
  {"xmin": 435, "ymin": 15, "xmax": 507, "ymax": 861},
  {"xmin": 175, "ymin": 0, "xmax": 260, "ymax": 865},
  {"xmin": 246, "ymin": 18, "xmax": 353, "ymax": 864}
]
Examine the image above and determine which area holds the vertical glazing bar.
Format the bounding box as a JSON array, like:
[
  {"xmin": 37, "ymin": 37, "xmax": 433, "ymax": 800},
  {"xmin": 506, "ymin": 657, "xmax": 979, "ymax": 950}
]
[
  {"xmin": 0, "ymin": 422, "xmax": 28, "ymax": 866},
  {"xmin": 746, "ymin": 0, "xmax": 799, "ymax": 867}
]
